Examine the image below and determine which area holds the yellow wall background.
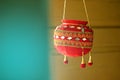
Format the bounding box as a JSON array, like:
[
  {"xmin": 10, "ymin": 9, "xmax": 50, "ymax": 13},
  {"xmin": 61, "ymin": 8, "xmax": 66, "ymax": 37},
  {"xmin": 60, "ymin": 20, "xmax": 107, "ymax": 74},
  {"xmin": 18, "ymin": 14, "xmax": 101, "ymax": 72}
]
[{"xmin": 49, "ymin": 0, "xmax": 120, "ymax": 80}]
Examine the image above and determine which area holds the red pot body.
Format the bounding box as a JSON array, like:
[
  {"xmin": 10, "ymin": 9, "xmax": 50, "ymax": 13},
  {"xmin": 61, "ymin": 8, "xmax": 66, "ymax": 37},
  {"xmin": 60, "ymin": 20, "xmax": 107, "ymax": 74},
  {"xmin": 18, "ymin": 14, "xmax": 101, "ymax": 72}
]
[{"xmin": 54, "ymin": 20, "xmax": 93, "ymax": 57}]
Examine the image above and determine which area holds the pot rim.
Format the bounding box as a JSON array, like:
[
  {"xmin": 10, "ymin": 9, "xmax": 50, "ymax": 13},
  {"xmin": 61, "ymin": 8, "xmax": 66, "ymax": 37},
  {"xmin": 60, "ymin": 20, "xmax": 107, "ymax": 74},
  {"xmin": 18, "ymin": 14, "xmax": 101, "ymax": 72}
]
[{"xmin": 62, "ymin": 19, "xmax": 88, "ymax": 25}]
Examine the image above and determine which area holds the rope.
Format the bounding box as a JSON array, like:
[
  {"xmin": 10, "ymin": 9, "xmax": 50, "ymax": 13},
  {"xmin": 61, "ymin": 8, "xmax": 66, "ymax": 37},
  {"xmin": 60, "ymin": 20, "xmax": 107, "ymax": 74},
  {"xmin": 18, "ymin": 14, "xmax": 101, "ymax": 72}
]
[
  {"xmin": 82, "ymin": 0, "xmax": 91, "ymax": 27},
  {"xmin": 62, "ymin": 0, "xmax": 67, "ymax": 19},
  {"xmin": 62, "ymin": 0, "xmax": 91, "ymax": 27}
]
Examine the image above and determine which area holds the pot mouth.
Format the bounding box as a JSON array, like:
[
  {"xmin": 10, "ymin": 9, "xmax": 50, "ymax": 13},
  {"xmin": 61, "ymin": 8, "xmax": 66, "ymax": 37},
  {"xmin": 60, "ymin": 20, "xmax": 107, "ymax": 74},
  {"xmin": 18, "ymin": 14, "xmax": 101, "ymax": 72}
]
[{"xmin": 62, "ymin": 19, "xmax": 88, "ymax": 25}]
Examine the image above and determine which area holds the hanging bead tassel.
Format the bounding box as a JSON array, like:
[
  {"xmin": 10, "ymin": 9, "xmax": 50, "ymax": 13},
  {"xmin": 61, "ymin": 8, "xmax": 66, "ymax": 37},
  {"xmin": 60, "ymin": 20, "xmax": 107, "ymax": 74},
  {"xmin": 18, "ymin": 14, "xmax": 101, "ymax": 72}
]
[
  {"xmin": 64, "ymin": 55, "xmax": 68, "ymax": 64},
  {"xmin": 80, "ymin": 56, "xmax": 86, "ymax": 68},
  {"xmin": 80, "ymin": 48, "xmax": 86, "ymax": 68},
  {"xmin": 88, "ymin": 52, "xmax": 93, "ymax": 66}
]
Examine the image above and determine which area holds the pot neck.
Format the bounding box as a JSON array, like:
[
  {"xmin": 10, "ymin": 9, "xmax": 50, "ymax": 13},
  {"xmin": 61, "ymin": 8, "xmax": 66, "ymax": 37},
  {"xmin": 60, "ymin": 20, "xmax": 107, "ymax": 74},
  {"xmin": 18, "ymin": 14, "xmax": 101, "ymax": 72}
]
[{"xmin": 62, "ymin": 19, "xmax": 88, "ymax": 25}]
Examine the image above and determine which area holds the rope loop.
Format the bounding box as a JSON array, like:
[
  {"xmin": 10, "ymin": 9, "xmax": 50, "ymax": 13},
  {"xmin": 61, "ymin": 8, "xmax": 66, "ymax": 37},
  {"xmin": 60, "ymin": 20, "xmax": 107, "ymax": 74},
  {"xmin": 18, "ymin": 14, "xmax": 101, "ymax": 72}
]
[{"xmin": 62, "ymin": 0, "xmax": 91, "ymax": 27}]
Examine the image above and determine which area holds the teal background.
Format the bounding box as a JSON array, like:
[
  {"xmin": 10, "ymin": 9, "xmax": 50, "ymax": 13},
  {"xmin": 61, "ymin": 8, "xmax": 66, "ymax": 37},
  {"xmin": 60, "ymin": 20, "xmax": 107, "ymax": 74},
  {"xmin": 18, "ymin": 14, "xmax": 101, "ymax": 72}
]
[{"xmin": 0, "ymin": 0, "xmax": 50, "ymax": 80}]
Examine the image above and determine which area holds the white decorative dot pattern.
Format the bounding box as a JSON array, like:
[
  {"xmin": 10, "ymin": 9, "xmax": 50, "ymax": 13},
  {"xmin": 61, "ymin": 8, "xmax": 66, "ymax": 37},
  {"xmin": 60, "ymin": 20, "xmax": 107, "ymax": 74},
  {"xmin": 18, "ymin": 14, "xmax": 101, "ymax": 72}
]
[
  {"xmin": 82, "ymin": 38, "xmax": 87, "ymax": 41},
  {"xmin": 69, "ymin": 26, "xmax": 75, "ymax": 28},
  {"xmin": 61, "ymin": 36, "xmax": 65, "ymax": 39},
  {"xmin": 56, "ymin": 36, "xmax": 59, "ymax": 39},
  {"xmin": 75, "ymin": 37, "xmax": 80, "ymax": 41},
  {"xmin": 63, "ymin": 26, "xmax": 67, "ymax": 28},
  {"xmin": 67, "ymin": 37, "xmax": 72, "ymax": 40},
  {"xmin": 77, "ymin": 27, "xmax": 81, "ymax": 30},
  {"xmin": 54, "ymin": 35, "xmax": 91, "ymax": 41}
]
